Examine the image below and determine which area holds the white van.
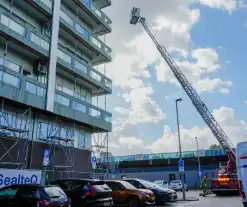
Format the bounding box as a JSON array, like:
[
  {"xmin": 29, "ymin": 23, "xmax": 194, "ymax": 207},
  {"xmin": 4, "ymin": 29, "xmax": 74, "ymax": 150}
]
[{"xmin": 236, "ymin": 141, "xmax": 247, "ymax": 207}]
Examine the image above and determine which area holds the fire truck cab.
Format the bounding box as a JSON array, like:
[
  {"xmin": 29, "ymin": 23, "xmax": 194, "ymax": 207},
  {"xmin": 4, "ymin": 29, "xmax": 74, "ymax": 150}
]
[{"xmin": 237, "ymin": 141, "xmax": 247, "ymax": 207}]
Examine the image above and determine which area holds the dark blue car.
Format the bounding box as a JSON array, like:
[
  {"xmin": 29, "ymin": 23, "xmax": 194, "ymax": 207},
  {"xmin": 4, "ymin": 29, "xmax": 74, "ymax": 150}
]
[{"xmin": 124, "ymin": 179, "xmax": 175, "ymax": 205}]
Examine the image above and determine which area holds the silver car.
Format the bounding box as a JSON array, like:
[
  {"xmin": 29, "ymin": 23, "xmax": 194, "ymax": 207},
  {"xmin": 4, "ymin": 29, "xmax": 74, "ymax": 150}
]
[{"xmin": 169, "ymin": 180, "xmax": 188, "ymax": 191}]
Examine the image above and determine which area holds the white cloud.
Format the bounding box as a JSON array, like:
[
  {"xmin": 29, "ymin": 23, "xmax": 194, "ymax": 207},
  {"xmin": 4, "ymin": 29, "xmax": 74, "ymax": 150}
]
[
  {"xmin": 110, "ymin": 107, "xmax": 247, "ymax": 155},
  {"xmin": 113, "ymin": 85, "xmax": 165, "ymax": 133},
  {"xmin": 196, "ymin": 0, "xmax": 245, "ymax": 13},
  {"xmin": 244, "ymin": 100, "xmax": 247, "ymax": 104},
  {"xmin": 155, "ymin": 47, "xmax": 233, "ymax": 94}
]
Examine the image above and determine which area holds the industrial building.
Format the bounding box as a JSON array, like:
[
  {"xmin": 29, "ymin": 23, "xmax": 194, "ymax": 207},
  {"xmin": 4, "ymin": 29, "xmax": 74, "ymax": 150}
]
[
  {"xmin": 0, "ymin": 0, "xmax": 112, "ymax": 180},
  {"xmin": 107, "ymin": 149, "xmax": 228, "ymax": 188}
]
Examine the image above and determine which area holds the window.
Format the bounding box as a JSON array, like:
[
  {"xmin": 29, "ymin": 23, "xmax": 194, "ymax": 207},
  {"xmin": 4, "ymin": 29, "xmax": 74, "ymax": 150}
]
[
  {"xmin": 74, "ymin": 60, "xmax": 87, "ymax": 74},
  {"xmin": 78, "ymin": 132, "xmax": 85, "ymax": 148},
  {"xmin": 30, "ymin": 33, "xmax": 50, "ymax": 51},
  {"xmin": 84, "ymin": 133, "xmax": 91, "ymax": 149},
  {"xmin": 57, "ymin": 49, "xmax": 71, "ymax": 64},
  {"xmin": 0, "ymin": 186, "xmax": 18, "ymax": 197},
  {"xmin": 1, "ymin": 72, "xmax": 20, "ymax": 88},
  {"xmin": 37, "ymin": 122, "xmax": 48, "ymax": 140},
  {"xmin": 75, "ymin": 23, "xmax": 89, "ymax": 40},
  {"xmin": 72, "ymin": 101, "xmax": 86, "ymax": 113},
  {"xmin": 55, "ymin": 94, "xmax": 70, "ymax": 106},
  {"xmin": 0, "ymin": 14, "xmax": 25, "ymax": 35},
  {"xmin": 0, "ymin": 57, "xmax": 21, "ymax": 73},
  {"xmin": 60, "ymin": 10, "xmax": 73, "ymax": 27}
]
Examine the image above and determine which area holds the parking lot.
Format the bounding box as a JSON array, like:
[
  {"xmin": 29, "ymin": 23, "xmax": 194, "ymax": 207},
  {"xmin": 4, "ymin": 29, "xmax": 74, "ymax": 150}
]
[{"xmin": 160, "ymin": 190, "xmax": 243, "ymax": 207}]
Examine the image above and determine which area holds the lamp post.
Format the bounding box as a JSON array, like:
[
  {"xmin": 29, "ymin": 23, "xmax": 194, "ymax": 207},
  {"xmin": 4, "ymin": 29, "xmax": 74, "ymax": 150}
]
[
  {"xmin": 195, "ymin": 137, "xmax": 202, "ymax": 182},
  {"xmin": 175, "ymin": 98, "xmax": 185, "ymax": 200}
]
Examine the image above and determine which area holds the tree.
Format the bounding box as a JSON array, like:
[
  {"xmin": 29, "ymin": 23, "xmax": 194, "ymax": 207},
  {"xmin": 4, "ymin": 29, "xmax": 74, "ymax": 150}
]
[{"xmin": 209, "ymin": 144, "xmax": 222, "ymax": 150}]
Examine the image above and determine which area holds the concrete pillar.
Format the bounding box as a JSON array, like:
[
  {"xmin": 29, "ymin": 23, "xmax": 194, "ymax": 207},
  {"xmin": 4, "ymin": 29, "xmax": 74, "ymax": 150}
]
[{"xmin": 46, "ymin": 0, "xmax": 61, "ymax": 112}]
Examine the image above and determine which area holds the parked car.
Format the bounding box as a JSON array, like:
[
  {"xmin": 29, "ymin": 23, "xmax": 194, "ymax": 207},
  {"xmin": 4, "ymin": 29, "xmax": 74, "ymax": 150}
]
[
  {"xmin": 154, "ymin": 180, "xmax": 169, "ymax": 188},
  {"xmin": 0, "ymin": 184, "xmax": 70, "ymax": 207},
  {"xmin": 50, "ymin": 178, "xmax": 113, "ymax": 207},
  {"xmin": 105, "ymin": 180, "xmax": 155, "ymax": 207},
  {"xmin": 169, "ymin": 180, "xmax": 188, "ymax": 191},
  {"xmin": 124, "ymin": 178, "xmax": 176, "ymax": 204}
]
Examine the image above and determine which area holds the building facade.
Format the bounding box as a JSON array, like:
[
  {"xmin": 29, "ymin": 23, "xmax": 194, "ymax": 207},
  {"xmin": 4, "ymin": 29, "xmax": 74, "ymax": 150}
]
[
  {"xmin": 105, "ymin": 150, "xmax": 227, "ymax": 188},
  {"xmin": 0, "ymin": 0, "xmax": 112, "ymax": 180}
]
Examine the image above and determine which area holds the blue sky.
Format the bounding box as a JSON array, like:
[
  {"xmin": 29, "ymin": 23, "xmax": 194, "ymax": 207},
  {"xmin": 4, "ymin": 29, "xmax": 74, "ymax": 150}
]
[{"xmin": 101, "ymin": 0, "xmax": 247, "ymax": 156}]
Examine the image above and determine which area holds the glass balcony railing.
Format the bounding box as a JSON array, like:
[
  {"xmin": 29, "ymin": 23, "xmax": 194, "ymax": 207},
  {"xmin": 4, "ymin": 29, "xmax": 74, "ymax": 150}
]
[
  {"xmin": 0, "ymin": 70, "xmax": 21, "ymax": 88},
  {"xmin": 25, "ymin": 82, "xmax": 46, "ymax": 97},
  {"xmin": 60, "ymin": 10, "xmax": 111, "ymax": 58},
  {"xmin": 40, "ymin": 0, "xmax": 53, "ymax": 9},
  {"xmin": 30, "ymin": 33, "xmax": 50, "ymax": 51},
  {"xmin": 0, "ymin": 14, "xmax": 25, "ymax": 36},
  {"xmin": 54, "ymin": 92, "xmax": 112, "ymax": 124},
  {"xmin": 90, "ymin": 2, "xmax": 111, "ymax": 27},
  {"xmin": 0, "ymin": 13, "xmax": 51, "ymax": 54},
  {"xmin": 57, "ymin": 48, "xmax": 112, "ymax": 90}
]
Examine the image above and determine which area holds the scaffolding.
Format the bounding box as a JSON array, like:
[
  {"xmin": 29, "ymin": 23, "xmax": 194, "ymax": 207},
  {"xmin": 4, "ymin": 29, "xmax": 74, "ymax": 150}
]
[
  {"xmin": 0, "ymin": 99, "xmax": 32, "ymax": 169},
  {"xmin": 37, "ymin": 116, "xmax": 75, "ymax": 181}
]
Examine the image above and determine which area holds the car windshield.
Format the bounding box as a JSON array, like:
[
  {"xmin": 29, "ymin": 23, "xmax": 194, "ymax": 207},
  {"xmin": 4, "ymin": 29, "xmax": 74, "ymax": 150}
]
[
  {"xmin": 120, "ymin": 181, "xmax": 137, "ymax": 190},
  {"xmin": 171, "ymin": 180, "xmax": 181, "ymax": 184},
  {"xmin": 45, "ymin": 187, "xmax": 66, "ymax": 198},
  {"xmin": 138, "ymin": 180, "xmax": 159, "ymax": 188}
]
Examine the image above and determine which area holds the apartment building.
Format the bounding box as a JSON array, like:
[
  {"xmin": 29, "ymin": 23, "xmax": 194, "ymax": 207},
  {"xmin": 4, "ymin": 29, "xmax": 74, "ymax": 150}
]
[{"xmin": 0, "ymin": 0, "xmax": 112, "ymax": 179}]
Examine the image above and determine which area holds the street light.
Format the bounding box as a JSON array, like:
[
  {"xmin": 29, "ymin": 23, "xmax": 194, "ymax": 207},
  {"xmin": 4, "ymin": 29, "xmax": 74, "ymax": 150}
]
[
  {"xmin": 195, "ymin": 137, "xmax": 202, "ymax": 182},
  {"xmin": 175, "ymin": 98, "xmax": 186, "ymax": 200}
]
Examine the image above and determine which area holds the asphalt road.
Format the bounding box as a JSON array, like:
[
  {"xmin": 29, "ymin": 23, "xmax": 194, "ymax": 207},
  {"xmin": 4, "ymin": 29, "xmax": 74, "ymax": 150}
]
[{"xmin": 160, "ymin": 190, "xmax": 243, "ymax": 207}]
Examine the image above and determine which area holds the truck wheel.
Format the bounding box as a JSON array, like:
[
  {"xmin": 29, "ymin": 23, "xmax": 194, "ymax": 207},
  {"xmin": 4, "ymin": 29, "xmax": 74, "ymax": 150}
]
[{"xmin": 129, "ymin": 198, "xmax": 140, "ymax": 207}]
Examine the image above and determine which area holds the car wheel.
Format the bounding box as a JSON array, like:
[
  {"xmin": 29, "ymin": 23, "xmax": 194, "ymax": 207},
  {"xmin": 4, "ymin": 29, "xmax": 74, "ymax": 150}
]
[{"xmin": 129, "ymin": 198, "xmax": 140, "ymax": 207}]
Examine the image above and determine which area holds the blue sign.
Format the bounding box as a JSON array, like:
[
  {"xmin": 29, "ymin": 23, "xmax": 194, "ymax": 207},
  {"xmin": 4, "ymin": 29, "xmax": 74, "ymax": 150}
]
[
  {"xmin": 178, "ymin": 160, "xmax": 184, "ymax": 172},
  {"xmin": 111, "ymin": 170, "xmax": 116, "ymax": 175},
  {"xmin": 44, "ymin": 150, "xmax": 50, "ymax": 158},
  {"xmin": 43, "ymin": 150, "xmax": 50, "ymax": 166},
  {"xmin": 91, "ymin": 156, "xmax": 97, "ymax": 163}
]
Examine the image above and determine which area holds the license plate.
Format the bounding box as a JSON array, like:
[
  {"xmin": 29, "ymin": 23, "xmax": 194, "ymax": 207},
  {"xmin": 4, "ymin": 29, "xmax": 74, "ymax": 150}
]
[{"xmin": 151, "ymin": 197, "xmax": 155, "ymax": 201}]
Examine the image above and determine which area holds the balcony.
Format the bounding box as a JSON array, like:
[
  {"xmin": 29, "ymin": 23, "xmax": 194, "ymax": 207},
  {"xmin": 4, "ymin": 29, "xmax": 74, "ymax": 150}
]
[
  {"xmin": 0, "ymin": 63, "xmax": 47, "ymax": 110},
  {"xmin": 59, "ymin": 11, "xmax": 111, "ymax": 65},
  {"xmin": 7, "ymin": 0, "xmax": 52, "ymax": 19},
  {"xmin": 54, "ymin": 91, "xmax": 112, "ymax": 132},
  {"xmin": 56, "ymin": 45, "xmax": 112, "ymax": 95},
  {"xmin": 61, "ymin": 0, "xmax": 111, "ymax": 36},
  {"xmin": 0, "ymin": 9, "xmax": 50, "ymax": 59},
  {"xmin": 93, "ymin": 0, "xmax": 111, "ymax": 9}
]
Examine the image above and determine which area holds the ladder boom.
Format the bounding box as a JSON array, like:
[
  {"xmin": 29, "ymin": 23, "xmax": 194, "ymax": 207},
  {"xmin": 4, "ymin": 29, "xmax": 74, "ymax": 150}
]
[{"xmin": 130, "ymin": 9, "xmax": 235, "ymax": 157}]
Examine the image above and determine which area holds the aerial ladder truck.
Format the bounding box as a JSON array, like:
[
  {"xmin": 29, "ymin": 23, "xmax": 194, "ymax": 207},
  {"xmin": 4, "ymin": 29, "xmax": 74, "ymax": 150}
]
[{"xmin": 130, "ymin": 8, "xmax": 239, "ymax": 195}]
